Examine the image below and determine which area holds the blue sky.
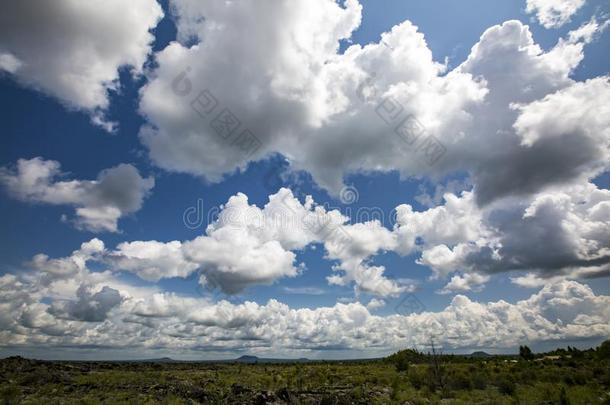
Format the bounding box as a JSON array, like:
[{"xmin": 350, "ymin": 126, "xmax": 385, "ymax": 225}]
[{"xmin": 1, "ymin": 0, "xmax": 610, "ymax": 359}]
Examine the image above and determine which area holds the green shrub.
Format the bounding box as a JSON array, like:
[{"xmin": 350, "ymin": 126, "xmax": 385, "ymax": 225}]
[
  {"xmin": 447, "ymin": 371, "xmax": 472, "ymax": 391},
  {"xmin": 0, "ymin": 385, "xmax": 21, "ymax": 403},
  {"xmin": 598, "ymin": 340, "xmax": 610, "ymax": 359},
  {"xmin": 472, "ymin": 372, "xmax": 487, "ymax": 390},
  {"xmin": 407, "ymin": 367, "xmax": 427, "ymax": 390},
  {"xmin": 496, "ymin": 376, "xmax": 516, "ymax": 396},
  {"xmin": 394, "ymin": 356, "xmax": 410, "ymax": 372},
  {"xmin": 559, "ymin": 386, "xmax": 570, "ymax": 405}
]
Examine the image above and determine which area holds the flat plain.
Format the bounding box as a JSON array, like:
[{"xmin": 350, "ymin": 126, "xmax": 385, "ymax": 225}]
[{"xmin": 2, "ymin": 342, "xmax": 610, "ymax": 404}]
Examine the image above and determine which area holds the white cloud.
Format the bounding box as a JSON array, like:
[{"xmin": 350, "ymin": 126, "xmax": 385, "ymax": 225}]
[
  {"xmin": 138, "ymin": 2, "xmax": 605, "ymax": 215},
  {"xmin": 104, "ymin": 189, "xmax": 314, "ymax": 294},
  {"xmin": 138, "ymin": 0, "xmax": 486, "ymax": 192},
  {"xmin": 28, "ymin": 238, "xmax": 105, "ymax": 285},
  {"xmin": 394, "ymin": 191, "xmax": 486, "ymax": 257},
  {"xmin": 415, "ymin": 181, "xmax": 610, "ymax": 283},
  {"xmin": 0, "ymin": 157, "xmax": 154, "ymax": 232},
  {"xmin": 438, "ymin": 273, "xmax": 490, "ymax": 295},
  {"xmin": 0, "ymin": 52, "xmax": 21, "ymax": 73},
  {"xmin": 49, "ymin": 285, "xmax": 123, "ymax": 322},
  {"xmin": 3, "ymin": 233, "xmax": 609, "ymax": 354},
  {"xmin": 185, "ymin": 235, "xmax": 299, "ymax": 294},
  {"xmin": 510, "ymin": 273, "xmax": 567, "ymax": 288},
  {"xmin": 366, "ymin": 298, "xmax": 386, "ymax": 310},
  {"xmin": 454, "ymin": 19, "xmax": 609, "ymax": 205},
  {"xmin": 513, "ymin": 76, "xmax": 610, "ymax": 157},
  {"xmin": 84, "ymin": 174, "xmax": 610, "ymax": 297},
  {"xmin": 2, "ymin": 260, "xmax": 609, "ymax": 355},
  {"xmin": 324, "ymin": 220, "xmax": 406, "ymax": 297},
  {"xmin": 566, "ymin": 17, "xmax": 610, "ymax": 43},
  {"xmin": 283, "ymin": 287, "xmax": 327, "ymax": 295},
  {"xmin": 0, "ymin": 0, "xmax": 163, "ymax": 129},
  {"xmin": 526, "ymin": 0, "xmax": 586, "ymax": 28},
  {"xmin": 139, "ymin": 0, "xmax": 363, "ymax": 181},
  {"xmin": 104, "ymin": 188, "xmax": 409, "ymax": 297},
  {"xmin": 107, "ymin": 240, "xmax": 198, "ymax": 282}
]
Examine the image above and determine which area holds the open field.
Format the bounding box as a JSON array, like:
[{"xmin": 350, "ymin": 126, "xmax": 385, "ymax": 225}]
[{"xmin": 2, "ymin": 343, "xmax": 610, "ymax": 404}]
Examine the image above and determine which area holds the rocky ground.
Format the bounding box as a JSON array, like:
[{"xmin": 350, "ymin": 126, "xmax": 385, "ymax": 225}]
[
  {"xmin": 0, "ymin": 356, "xmax": 388, "ymax": 404},
  {"xmin": 2, "ymin": 352, "xmax": 609, "ymax": 404}
]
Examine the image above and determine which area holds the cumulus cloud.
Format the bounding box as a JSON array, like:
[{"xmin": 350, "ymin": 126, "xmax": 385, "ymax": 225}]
[
  {"xmin": 178, "ymin": 190, "xmax": 309, "ymax": 293},
  {"xmin": 29, "ymin": 238, "xmax": 105, "ymax": 285},
  {"xmin": 2, "ymin": 1, "xmax": 608, "ymax": 355},
  {"xmin": 454, "ymin": 20, "xmax": 610, "ymax": 205},
  {"xmin": 49, "ymin": 285, "xmax": 123, "ymax": 322},
  {"xmin": 107, "ymin": 240, "xmax": 198, "ymax": 282},
  {"xmin": 438, "ymin": 273, "xmax": 490, "ymax": 295},
  {"xmin": 513, "ymin": 76, "xmax": 610, "ymax": 156},
  {"xmin": 1, "ymin": 260, "xmax": 609, "ymax": 355},
  {"xmin": 3, "ymin": 232, "xmax": 609, "ymax": 354},
  {"xmin": 2, "ymin": 2, "xmax": 604, "ymax": 212},
  {"xmin": 138, "ymin": 2, "xmax": 606, "ymax": 211},
  {"xmin": 138, "ymin": 0, "xmax": 485, "ymax": 191},
  {"xmin": 526, "ymin": 0, "xmax": 586, "ymax": 28},
  {"xmin": 0, "ymin": 0, "xmax": 163, "ymax": 130},
  {"xmin": 416, "ymin": 181, "xmax": 610, "ymax": 283},
  {"xmin": 93, "ymin": 176, "xmax": 610, "ymax": 297},
  {"xmin": 0, "ymin": 157, "xmax": 154, "ymax": 232},
  {"xmin": 106, "ymin": 189, "xmax": 313, "ymax": 294},
  {"xmin": 366, "ymin": 298, "xmax": 386, "ymax": 310},
  {"xmin": 510, "ymin": 273, "xmax": 568, "ymax": 288},
  {"xmin": 105, "ymin": 188, "xmax": 409, "ymax": 296}
]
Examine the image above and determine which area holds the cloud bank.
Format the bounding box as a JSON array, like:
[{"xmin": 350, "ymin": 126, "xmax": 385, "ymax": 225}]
[{"xmin": 2, "ymin": 249, "xmax": 609, "ymax": 356}]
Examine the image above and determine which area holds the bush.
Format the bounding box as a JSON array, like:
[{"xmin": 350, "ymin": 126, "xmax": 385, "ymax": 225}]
[
  {"xmin": 598, "ymin": 340, "xmax": 610, "ymax": 359},
  {"xmin": 447, "ymin": 371, "xmax": 472, "ymax": 391},
  {"xmin": 559, "ymin": 386, "xmax": 571, "ymax": 405},
  {"xmin": 394, "ymin": 356, "xmax": 410, "ymax": 372},
  {"xmin": 0, "ymin": 385, "xmax": 21, "ymax": 403},
  {"xmin": 572, "ymin": 372, "xmax": 587, "ymax": 385},
  {"xmin": 407, "ymin": 367, "xmax": 427, "ymax": 390},
  {"xmin": 496, "ymin": 376, "xmax": 516, "ymax": 396},
  {"xmin": 472, "ymin": 373, "xmax": 487, "ymax": 390},
  {"xmin": 387, "ymin": 348, "xmax": 425, "ymax": 372}
]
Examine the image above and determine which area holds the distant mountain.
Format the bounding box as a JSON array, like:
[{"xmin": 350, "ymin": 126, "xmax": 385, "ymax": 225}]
[
  {"xmin": 469, "ymin": 351, "xmax": 492, "ymax": 358},
  {"xmin": 235, "ymin": 355, "xmax": 259, "ymax": 363},
  {"xmin": 233, "ymin": 355, "xmax": 311, "ymax": 364},
  {"xmin": 105, "ymin": 357, "xmax": 181, "ymax": 363}
]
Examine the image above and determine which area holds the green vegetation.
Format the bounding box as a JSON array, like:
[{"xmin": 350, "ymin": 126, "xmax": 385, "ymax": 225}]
[{"xmin": 1, "ymin": 340, "xmax": 610, "ymax": 404}]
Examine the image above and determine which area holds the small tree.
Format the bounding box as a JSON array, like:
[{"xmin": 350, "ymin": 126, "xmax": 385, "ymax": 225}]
[
  {"xmin": 387, "ymin": 348, "xmax": 425, "ymax": 371},
  {"xmin": 597, "ymin": 339, "xmax": 610, "ymax": 359},
  {"xmin": 428, "ymin": 339, "xmax": 446, "ymax": 392},
  {"xmin": 395, "ymin": 355, "xmax": 410, "ymax": 372},
  {"xmin": 519, "ymin": 345, "xmax": 534, "ymax": 360}
]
